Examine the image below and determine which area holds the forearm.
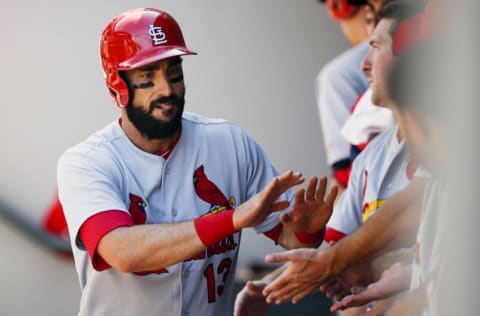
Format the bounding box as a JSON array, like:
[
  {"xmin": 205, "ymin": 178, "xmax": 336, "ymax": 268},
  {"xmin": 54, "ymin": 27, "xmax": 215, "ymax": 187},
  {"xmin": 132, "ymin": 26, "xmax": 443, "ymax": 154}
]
[
  {"xmin": 97, "ymin": 220, "xmax": 206, "ymax": 272},
  {"xmin": 330, "ymin": 177, "xmax": 427, "ymax": 273}
]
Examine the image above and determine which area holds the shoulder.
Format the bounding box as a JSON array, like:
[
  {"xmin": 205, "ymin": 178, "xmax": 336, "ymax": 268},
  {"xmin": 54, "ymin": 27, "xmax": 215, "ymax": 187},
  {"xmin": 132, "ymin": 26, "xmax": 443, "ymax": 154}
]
[
  {"xmin": 351, "ymin": 126, "xmax": 397, "ymax": 166},
  {"xmin": 317, "ymin": 41, "xmax": 369, "ymax": 83},
  {"xmin": 182, "ymin": 112, "xmax": 246, "ymax": 137},
  {"xmin": 58, "ymin": 121, "xmax": 123, "ymax": 171}
]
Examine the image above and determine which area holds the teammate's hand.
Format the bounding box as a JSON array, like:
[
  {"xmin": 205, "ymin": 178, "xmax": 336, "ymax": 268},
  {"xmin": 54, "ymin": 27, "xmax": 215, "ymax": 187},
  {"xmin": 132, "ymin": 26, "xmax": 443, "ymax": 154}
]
[
  {"xmin": 233, "ymin": 170, "xmax": 304, "ymax": 230},
  {"xmin": 324, "ymin": 260, "xmax": 376, "ymax": 301},
  {"xmin": 262, "ymin": 247, "xmax": 333, "ymax": 304},
  {"xmin": 233, "ymin": 280, "xmax": 271, "ymax": 316},
  {"xmin": 330, "ymin": 262, "xmax": 411, "ymax": 312},
  {"xmin": 280, "ymin": 176, "xmax": 337, "ymax": 234}
]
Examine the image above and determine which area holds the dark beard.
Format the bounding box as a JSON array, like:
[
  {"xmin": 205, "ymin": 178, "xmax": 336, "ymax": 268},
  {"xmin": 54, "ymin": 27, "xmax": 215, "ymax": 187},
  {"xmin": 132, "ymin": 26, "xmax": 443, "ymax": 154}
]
[{"xmin": 126, "ymin": 94, "xmax": 184, "ymax": 140}]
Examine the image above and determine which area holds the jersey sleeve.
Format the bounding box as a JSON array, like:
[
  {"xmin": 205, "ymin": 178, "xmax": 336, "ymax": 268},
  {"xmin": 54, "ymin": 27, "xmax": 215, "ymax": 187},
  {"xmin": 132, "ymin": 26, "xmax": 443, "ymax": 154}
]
[
  {"xmin": 57, "ymin": 145, "xmax": 130, "ymax": 251},
  {"xmin": 79, "ymin": 210, "xmax": 134, "ymax": 271},
  {"xmin": 240, "ymin": 132, "xmax": 292, "ymax": 234},
  {"xmin": 326, "ymin": 147, "xmax": 367, "ymax": 236}
]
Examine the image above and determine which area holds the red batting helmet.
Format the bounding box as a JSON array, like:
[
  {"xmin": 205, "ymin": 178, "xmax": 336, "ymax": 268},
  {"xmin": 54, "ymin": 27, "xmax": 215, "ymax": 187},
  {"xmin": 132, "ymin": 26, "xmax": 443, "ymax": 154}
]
[
  {"xmin": 100, "ymin": 8, "xmax": 197, "ymax": 107},
  {"xmin": 321, "ymin": 0, "xmax": 360, "ymax": 21}
]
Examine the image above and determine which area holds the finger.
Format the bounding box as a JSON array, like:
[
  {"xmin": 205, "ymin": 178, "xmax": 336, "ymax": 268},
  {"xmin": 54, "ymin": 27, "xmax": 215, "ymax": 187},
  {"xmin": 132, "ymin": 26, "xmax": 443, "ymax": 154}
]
[
  {"xmin": 262, "ymin": 172, "xmax": 302, "ymax": 205},
  {"xmin": 330, "ymin": 298, "xmax": 349, "ymax": 312},
  {"xmin": 341, "ymin": 291, "xmax": 374, "ymax": 309},
  {"xmin": 319, "ymin": 277, "xmax": 335, "ymax": 293},
  {"xmin": 262, "ymin": 274, "xmax": 290, "ymax": 297},
  {"xmin": 334, "ymin": 290, "xmax": 350, "ymax": 302},
  {"xmin": 291, "ymin": 285, "xmax": 318, "ymax": 304},
  {"xmin": 326, "ymin": 282, "xmax": 342, "ymax": 299},
  {"xmin": 264, "ymin": 250, "xmax": 296, "ymax": 264},
  {"xmin": 315, "ymin": 176, "xmax": 327, "ymax": 201},
  {"xmin": 246, "ymin": 280, "xmax": 267, "ymax": 295},
  {"xmin": 351, "ymin": 286, "xmax": 366, "ymax": 295},
  {"xmin": 305, "ymin": 176, "xmax": 318, "ymax": 201},
  {"xmin": 277, "ymin": 170, "xmax": 304, "ymax": 189},
  {"xmin": 325, "ymin": 185, "xmax": 339, "ymax": 207},
  {"xmin": 294, "ymin": 188, "xmax": 306, "ymax": 207},
  {"xmin": 265, "ymin": 282, "xmax": 304, "ymax": 304},
  {"xmin": 269, "ymin": 200, "xmax": 290, "ymax": 212},
  {"xmin": 262, "ymin": 277, "xmax": 292, "ymax": 304}
]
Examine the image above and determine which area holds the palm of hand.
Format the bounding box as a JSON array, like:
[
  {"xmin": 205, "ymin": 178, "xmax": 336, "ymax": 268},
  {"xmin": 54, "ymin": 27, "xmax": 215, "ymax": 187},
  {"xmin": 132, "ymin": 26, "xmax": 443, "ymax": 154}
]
[{"xmin": 281, "ymin": 176, "xmax": 338, "ymax": 233}]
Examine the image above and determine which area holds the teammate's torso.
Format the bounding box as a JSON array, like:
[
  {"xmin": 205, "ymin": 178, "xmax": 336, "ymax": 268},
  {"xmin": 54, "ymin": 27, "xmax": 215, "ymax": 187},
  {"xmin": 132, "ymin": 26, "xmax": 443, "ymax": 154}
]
[{"xmin": 327, "ymin": 126, "xmax": 417, "ymax": 235}]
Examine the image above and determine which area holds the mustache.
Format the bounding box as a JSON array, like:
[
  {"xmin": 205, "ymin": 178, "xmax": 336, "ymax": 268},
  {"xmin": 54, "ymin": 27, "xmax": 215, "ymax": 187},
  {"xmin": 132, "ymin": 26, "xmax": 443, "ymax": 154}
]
[{"xmin": 149, "ymin": 94, "xmax": 183, "ymax": 112}]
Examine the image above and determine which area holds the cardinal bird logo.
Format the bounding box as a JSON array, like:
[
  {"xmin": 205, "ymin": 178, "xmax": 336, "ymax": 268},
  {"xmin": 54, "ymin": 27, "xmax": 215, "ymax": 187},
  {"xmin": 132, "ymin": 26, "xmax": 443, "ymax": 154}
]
[
  {"xmin": 128, "ymin": 193, "xmax": 147, "ymax": 224},
  {"xmin": 193, "ymin": 165, "xmax": 236, "ymax": 215},
  {"xmin": 127, "ymin": 193, "xmax": 168, "ymax": 275}
]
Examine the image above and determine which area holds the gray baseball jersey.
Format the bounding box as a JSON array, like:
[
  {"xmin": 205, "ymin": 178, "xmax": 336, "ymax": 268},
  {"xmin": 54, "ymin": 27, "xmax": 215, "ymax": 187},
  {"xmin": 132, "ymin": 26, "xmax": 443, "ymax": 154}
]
[
  {"xmin": 326, "ymin": 125, "xmax": 420, "ymax": 237},
  {"xmin": 316, "ymin": 41, "xmax": 369, "ymax": 166},
  {"xmin": 57, "ymin": 112, "xmax": 287, "ymax": 316}
]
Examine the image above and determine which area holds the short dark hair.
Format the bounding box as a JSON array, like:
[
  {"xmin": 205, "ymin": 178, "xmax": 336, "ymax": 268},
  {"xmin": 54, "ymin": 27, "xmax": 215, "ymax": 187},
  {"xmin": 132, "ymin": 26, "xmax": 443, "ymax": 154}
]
[{"xmin": 375, "ymin": 0, "xmax": 426, "ymax": 37}]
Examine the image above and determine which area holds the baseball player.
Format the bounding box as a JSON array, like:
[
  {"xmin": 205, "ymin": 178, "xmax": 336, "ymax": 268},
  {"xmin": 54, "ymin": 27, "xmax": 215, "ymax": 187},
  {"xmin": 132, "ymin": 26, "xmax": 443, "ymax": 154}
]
[
  {"xmin": 387, "ymin": 23, "xmax": 446, "ymax": 315},
  {"xmin": 262, "ymin": 0, "xmax": 430, "ymax": 306},
  {"xmin": 234, "ymin": 2, "xmax": 423, "ymax": 315},
  {"xmin": 57, "ymin": 8, "xmax": 336, "ymax": 316},
  {"xmin": 316, "ymin": 0, "xmax": 370, "ymax": 194}
]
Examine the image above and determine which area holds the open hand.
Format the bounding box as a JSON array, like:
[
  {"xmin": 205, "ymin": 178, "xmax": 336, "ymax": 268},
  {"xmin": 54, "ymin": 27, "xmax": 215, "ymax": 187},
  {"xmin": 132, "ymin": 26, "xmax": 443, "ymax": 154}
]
[
  {"xmin": 280, "ymin": 176, "xmax": 337, "ymax": 234},
  {"xmin": 233, "ymin": 170, "xmax": 304, "ymax": 229},
  {"xmin": 262, "ymin": 248, "xmax": 333, "ymax": 304}
]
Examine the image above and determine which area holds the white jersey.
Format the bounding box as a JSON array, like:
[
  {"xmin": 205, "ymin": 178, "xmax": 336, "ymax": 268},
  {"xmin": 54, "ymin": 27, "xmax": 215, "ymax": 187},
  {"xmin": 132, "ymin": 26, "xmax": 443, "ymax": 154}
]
[
  {"xmin": 410, "ymin": 179, "xmax": 444, "ymax": 289},
  {"xmin": 327, "ymin": 125, "xmax": 420, "ymax": 235},
  {"xmin": 57, "ymin": 112, "xmax": 286, "ymax": 316},
  {"xmin": 316, "ymin": 41, "xmax": 369, "ymax": 166}
]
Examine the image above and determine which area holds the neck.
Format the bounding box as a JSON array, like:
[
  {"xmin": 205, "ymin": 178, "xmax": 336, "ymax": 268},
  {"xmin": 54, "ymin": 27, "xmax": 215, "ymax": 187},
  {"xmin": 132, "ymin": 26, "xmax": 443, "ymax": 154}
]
[{"xmin": 120, "ymin": 113, "xmax": 180, "ymax": 155}]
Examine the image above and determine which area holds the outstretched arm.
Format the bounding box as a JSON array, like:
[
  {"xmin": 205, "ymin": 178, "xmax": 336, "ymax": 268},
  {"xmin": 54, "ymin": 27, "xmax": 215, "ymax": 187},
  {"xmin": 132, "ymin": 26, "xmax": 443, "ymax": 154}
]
[
  {"xmin": 94, "ymin": 170, "xmax": 304, "ymax": 272},
  {"xmin": 262, "ymin": 177, "xmax": 427, "ymax": 304}
]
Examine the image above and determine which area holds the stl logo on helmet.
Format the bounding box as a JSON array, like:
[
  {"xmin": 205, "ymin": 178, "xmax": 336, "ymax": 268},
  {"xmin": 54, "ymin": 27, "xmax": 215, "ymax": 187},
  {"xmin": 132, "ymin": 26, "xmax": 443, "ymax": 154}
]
[{"xmin": 149, "ymin": 25, "xmax": 168, "ymax": 45}]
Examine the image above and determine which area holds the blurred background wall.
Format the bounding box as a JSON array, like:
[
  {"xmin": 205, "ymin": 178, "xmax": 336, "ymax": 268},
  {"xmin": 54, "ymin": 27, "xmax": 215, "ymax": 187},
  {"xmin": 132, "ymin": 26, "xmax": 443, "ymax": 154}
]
[{"xmin": 0, "ymin": 0, "xmax": 350, "ymax": 314}]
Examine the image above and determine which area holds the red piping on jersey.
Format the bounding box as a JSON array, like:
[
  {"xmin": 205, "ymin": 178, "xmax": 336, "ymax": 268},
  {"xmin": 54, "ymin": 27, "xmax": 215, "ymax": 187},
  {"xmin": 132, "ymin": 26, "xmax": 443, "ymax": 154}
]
[{"xmin": 156, "ymin": 128, "xmax": 182, "ymax": 159}]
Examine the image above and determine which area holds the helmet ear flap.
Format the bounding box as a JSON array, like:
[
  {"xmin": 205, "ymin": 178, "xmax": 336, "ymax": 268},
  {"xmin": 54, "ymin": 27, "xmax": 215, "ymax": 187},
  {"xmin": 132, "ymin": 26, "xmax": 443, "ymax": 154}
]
[{"xmin": 107, "ymin": 71, "xmax": 130, "ymax": 108}]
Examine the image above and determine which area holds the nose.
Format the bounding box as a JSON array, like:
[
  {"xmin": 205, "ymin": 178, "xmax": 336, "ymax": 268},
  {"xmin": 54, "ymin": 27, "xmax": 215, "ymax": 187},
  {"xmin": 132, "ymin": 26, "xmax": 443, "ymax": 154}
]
[
  {"xmin": 361, "ymin": 49, "xmax": 373, "ymax": 75},
  {"xmin": 153, "ymin": 70, "xmax": 172, "ymax": 97}
]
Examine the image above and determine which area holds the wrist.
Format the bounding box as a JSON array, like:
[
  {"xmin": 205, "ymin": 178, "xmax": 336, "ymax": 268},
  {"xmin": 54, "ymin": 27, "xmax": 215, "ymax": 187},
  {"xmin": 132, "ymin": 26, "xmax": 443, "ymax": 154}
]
[
  {"xmin": 194, "ymin": 209, "xmax": 237, "ymax": 247},
  {"xmin": 294, "ymin": 228, "xmax": 325, "ymax": 244}
]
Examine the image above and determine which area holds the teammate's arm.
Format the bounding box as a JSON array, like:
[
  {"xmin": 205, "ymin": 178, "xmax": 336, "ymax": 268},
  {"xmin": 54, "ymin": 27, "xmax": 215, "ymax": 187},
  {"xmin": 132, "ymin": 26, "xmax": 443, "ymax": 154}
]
[
  {"xmin": 262, "ymin": 177, "xmax": 428, "ymax": 304},
  {"xmin": 94, "ymin": 171, "xmax": 304, "ymax": 272}
]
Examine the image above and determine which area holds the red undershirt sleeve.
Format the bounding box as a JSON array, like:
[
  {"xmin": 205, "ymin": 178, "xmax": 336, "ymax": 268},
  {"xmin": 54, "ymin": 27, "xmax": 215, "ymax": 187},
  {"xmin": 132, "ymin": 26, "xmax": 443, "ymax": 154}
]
[
  {"xmin": 324, "ymin": 227, "xmax": 347, "ymax": 244},
  {"xmin": 79, "ymin": 210, "xmax": 134, "ymax": 271},
  {"xmin": 263, "ymin": 223, "xmax": 283, "ymax": 245}
]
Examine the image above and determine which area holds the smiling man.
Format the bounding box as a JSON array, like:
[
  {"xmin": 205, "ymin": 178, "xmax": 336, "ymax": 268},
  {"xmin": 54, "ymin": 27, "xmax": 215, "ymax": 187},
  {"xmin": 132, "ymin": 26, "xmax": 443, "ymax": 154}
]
[{"xmin": 57, "ymin": 7, "xmax": 336, "ymax": 316}]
